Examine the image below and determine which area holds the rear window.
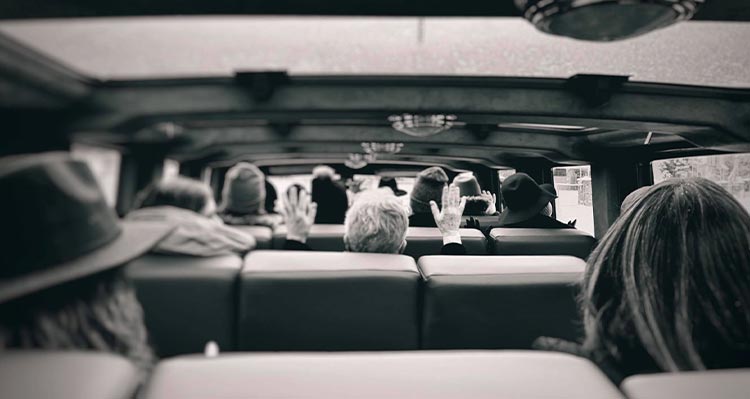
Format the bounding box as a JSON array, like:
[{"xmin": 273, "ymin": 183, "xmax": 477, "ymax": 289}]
[
  {"xmin": 71, "ymin": 144, "xmax": 120, "ymax": 207},
  {"xmin": 552, "ymin": 165, "xmax": 594, "ymax": 236},
  {"xmin": 652, "ymin": 153, "xmax": 750, "ymax": 210}
]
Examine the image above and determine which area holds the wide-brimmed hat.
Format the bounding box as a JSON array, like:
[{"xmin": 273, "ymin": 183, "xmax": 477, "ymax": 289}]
[
  {"xmin": 221, "ymin": 162, "xmax": 266, "ymax": 214},
  {"xmin": 378, "ymin": 176, "xmax": 407, "ymax": 196},
  {"xmin": 453, "ymin": 173, "xmax": 482, "ymax": 197},
  {"xmin": 497, "ymin": 173, "xmax": 557, "ymax": 225},
  {"xmin": 409, "ymin": 166, "xmax": 449, "ymax": 214},
  {"xmin": 0, "ymin": 153, "xmax": 173, "ymax": 303}
]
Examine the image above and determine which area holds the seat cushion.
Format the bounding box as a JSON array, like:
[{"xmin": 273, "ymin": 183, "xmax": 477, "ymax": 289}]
[
  {"xmin": 405, "ymin": 227, "xmax": 487, "ymax": 258},
  {"xmin": 490, "ymin": 228, "xmax": 596, "ymax": 259},
  {"xmin": 272, "ymin": 224, "xmax": 346, "ymax": 250},
  {"xmin": 621, "ymin": 369, "xmax": 750, "ymax": 399},
  {"xmin": 126, "ymin": 254, "xmax": 243, "ymax": 356},
  {"xmin": 233, "ymin": 225, "xmax": 273, "ymax": 249},
  {"xmin": 419, "ymin": 255, "xmax": 585, "ymax": 349},
  {"xmin": 144, "ymin": 351, "xmax": 623, "ymax": 399},
  {"xmin": 238, "ymin": 250, "xmax": 420, "ymax": 350},
  {"xmin": 0, "ymin": 351, "xmax": 140, "ymax": 399}
]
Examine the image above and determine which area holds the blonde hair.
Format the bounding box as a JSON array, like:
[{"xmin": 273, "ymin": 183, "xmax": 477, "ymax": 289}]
[{"xmin": 344, "ymin": 191, "xmax": 409, "ymax": 253}]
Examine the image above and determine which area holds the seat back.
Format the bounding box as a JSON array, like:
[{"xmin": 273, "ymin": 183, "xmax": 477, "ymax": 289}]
[
  {"xmin": 233, "ymin": 225, "xmax": 273, "ymax": 249},
  {"xmin": 238, "ymin": 250, "xmax": 420, "ymax": 351},
  {"xmin": 144, "ymin": 351, "xmax": 623, "ymax": 399},
  {"xmin": 621, "ymin": 369, "xmax": 750, "ymax": 399},
  {"xmin": 404, "ymin": 227, "xmax": 487, "ymax": 258},
  {"xmin": 272, "ymin": 224, "xmax": 346, "ymax": 250},
  {"xmin": 126, "ymin": 254, "xmax": 243, "ymax": 357},
  {"xmin": 419, "ymin": 255, "xmax": 585, "ymax": 349},
  {"xmin": 490, "ymin": 228, "xmax": 596, "ymax": 259},
  {"xmin": 0, "ymin": 351, "xmax": 140, "ymax": 399}
]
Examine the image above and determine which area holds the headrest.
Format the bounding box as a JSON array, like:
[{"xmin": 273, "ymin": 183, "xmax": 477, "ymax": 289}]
[
  {"xmin": 419, "ymin": 255, "xmax": 586, "ymax": 277},
  {"xmin": 621, "ymin": 368, "xmax": 750, "ymax": 399},
  {"xmin": 243, "ymin": 250, "xmax": 418, "ymax": 273}
]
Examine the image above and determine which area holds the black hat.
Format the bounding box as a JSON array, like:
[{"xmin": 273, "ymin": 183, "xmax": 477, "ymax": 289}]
[
  {"xmin": 0, "ymin": 153, "xmax": 173, "ymax": 303},
  {"xmin": 497, "ymin": 173, "xmax": 557, "ymax": 225},
  {"xmin": 378, "ymin": 176, "xmax": 407, "ymax": 196}
]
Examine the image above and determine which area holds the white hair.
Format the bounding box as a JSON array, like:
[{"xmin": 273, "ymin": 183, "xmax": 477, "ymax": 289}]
[{"xmin": 344, "ymin": 191, "xmax": 409, "ymax": 254}]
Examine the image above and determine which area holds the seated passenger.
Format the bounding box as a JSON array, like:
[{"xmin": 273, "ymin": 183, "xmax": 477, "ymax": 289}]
[
  {"xmin": 497, "ymin": 173, "xmax": 572, "ymax": 229},
  {"xmin": 0, "ymin": 153, "xmax": 171, "ymax": 382},
  {"xmin": 218, "ymin": 163, "xmax": 283, "ymax": 228},
  {"xmin": 128, "ymin": 176, "xmax": 256, "ymax": 257},
  {"xmin": 378, "ymin": 176, "xmax": 407, "ymax": 197},
  {"xmin": 283, "ymin": 186, "xmax": 468, "ymax": 255},
  {"xmin": 409, "ymin": 166, "xmax": 449, "ymax": 227},
  {"xmin": 453, "ymin": 173, "xmax": 498, "ymax": 216},
  {"xmin": 264, "ymin": 179, "xmax": 279, "ymax": 214},
  {"xmin": 535, "ymin": 178, "xmax": 750, "ymax": 384},
  {"xmin": 540, "ymin": 183, "xmax": 576, "ymax": 227},
  {"xmin": 311, "ymin": 165, "xmax": 348, "ymax": 224}
]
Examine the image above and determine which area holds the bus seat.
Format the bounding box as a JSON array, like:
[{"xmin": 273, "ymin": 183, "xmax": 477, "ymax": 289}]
[
  {"xmin": 0, "ymin": 351, "xmax": 140, "ymax": 399},
  {"xmin": 621, "ymin": 369, "xmax": 750, "ymax": 399},
  {"xmin": 490, "ymin": 228, "xmax": 596, "ymax": 259},
  {"xmin": 233, "ymin": 225, "xmax": 273, "ymax": 249},
  {"xmin": 419, "ymin": 255, "xmax": 585, "ymax": 349},
  {"xmin": 404, "ymin": 227, "xmax": 487, "ymax": 258},
  {"xmin": 238, "ymin": 250, "xmax": 420, "ymax": 351},
  {"xmin": 271, "ymin": 224, "xmax": 346, "ymax": 251},
  {"xmin": 126, "ymin": 254, "xmax": 243, "ymax": 357},
  {"xmin": 143, "ymin": 351, "xmax": 623, "ymax": 399}
]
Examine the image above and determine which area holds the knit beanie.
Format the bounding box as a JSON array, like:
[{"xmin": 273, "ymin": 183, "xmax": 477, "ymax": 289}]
[
  {"xmin": 453, "ymin": 173, "xmax": 482, "ymax": 197},
  {"xmin": 409, "ymin": 166, "xmax": 449, "ymax": 214},
  {"xmin": 221, "ymin": 162, "xmax": 266, "ymax": 214}
]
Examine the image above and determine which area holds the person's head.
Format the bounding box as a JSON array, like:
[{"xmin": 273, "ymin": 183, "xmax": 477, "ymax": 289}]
[
  {"xmin": 581, "ymin": 178, "xmax": 750, "ymax": 372},
  {"xmin": 539, "ymin": 183, "xmax": 557, "ymax": 218},
  {"xmin": 620, "ymin": 186, "xmax": 651, "ymax": 214},
  {"xmin": 220, "ymin": 162, "xmax": 266, "ymax": 215},
  {"xmin": 344, "ymin": 191, "xmax": 409, "ymax": 254},
  {"xmin": 0, "ymin": 153, "xmax": 170, "ymax": 380},
  {"xmin": 311, "ymin": 166, "xmax": 348, "ymax": 224},
  {"xmin": 135, "ymin": 176, "xmax": 216, "ymax": 217},
  {"xmin": 410, "ymin": 166, "xmax": 449, "ymax": 214},
  {"xmin": 497, "ymin": 173, "xmax": 556, "ymax": 225}
]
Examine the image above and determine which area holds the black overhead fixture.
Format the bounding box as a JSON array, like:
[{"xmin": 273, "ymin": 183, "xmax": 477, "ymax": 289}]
[{"xmin": 514, "ymin": 0, "xmax": 704, "ymax": 41}]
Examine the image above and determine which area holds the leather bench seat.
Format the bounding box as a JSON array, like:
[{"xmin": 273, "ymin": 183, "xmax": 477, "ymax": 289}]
[
  {"xmin": 621, "ymin": 369, "xmax": 750, "ymax": 399},
  {"xmin": 126, "ymin": 254, "xmax": 243, "ymax": 357},
  {"xmin": 405, "ymin": 227, "xmax": 487, "ymax": 258},
  {"xmin": 233, "ymin": 225, "xmax": 273, "ymax": 249},
  {"xmin": 144, "ymin": 351, "xmax": 623, "ymax": 399},
  {"xmin": 238, "ymin": 250, "xmax": 420, "ymax": 351},
  {"xmin": 490, "ymin": 228, "xmax": 596, "ymax": 259},
  {"xmin": 271, "ymin": 224, "xmax": 346, "ymax": 251},
  {"xmin": 0, "ymin": 351, "xmax": 141, "ymax": 399},
  {"xmin": 419, "ymin": 255, "xmax": 585, "ymax": 349}
]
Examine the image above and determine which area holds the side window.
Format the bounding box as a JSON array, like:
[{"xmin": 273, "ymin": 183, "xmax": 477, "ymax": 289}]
[
  {"xmin": 652, "ymin": 153, "xmax": 750, "ymax": 210},
  {"xmin": 552, "ymin": 165, "xmax": 594, "ymax": 236},
  {"xmin": 71, "ymin": 144, "xmax": 121, "ymax": 207}
]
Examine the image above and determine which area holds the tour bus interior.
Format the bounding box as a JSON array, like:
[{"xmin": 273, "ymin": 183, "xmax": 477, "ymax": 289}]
[{"xmin": 1, "ymin": 1, "xmax": 750, "ymax": 398}]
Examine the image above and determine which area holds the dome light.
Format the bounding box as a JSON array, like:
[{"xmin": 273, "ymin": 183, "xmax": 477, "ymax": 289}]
[{"xmin": 389, "ymin": 114, "xmax": 457, "ymax": 137}]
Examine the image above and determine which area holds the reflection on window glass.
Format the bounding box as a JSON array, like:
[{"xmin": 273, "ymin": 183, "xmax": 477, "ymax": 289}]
[
  {"xmin": 652, "ymin": 153, "xmax": 750, "ymax": 211},
  {"xmin": 71, "ymin": 144, "xmax": 121, "ymax": 207},
  {"xmin": 552, "ymin": 165, "xmax": 595, "ymax": 236},
  {"xmin": 163, "ymin": 159, "xmax": 180, "ymax": 180}
]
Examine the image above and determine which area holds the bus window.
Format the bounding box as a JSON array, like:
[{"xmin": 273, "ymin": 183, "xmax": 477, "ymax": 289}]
[
  {"xmin": 71, "ymin": 144, "xmax": 120, "ymax": 207},
  {"xmin": 497, "ymin": 169, "xmax": 516, "ymax": 181},
  {"xmin": 552, "ymin": 165, "xmax": 594, "ymax": 236},
  {"xmin": 652, "ymin": 153, "xmax": 750, "ymax": 210}
]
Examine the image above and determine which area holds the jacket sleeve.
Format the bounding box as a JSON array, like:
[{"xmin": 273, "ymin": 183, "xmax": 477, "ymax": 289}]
[
  {"xmin": 440, "ymin": 243, "xmax": 467, "ymax": 255},
  {"xmin": 283, "ymin": 240, "xmax": 312, "ymax": 251}
]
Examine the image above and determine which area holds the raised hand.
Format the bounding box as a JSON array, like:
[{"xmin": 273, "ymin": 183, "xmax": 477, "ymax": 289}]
[
  {"xmin": 430, "ymin": 184, "xmax": 467, "ymax": 244},
  {"xmin": 480, "ymin": 190, "xmax": 497, "ymax": 215},
  {"xmin": 282, "ymin": 186, "xmax": 317, "ymax": 243}
]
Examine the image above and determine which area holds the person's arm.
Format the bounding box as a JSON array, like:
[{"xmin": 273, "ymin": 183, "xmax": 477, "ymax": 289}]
[
  {"xmin": 281, "ymin": 186, "xmax": 317, "ymax": 251},
  {"xmin": 431, "ymin": 184, "xmax": 468, "ymax": 255}
]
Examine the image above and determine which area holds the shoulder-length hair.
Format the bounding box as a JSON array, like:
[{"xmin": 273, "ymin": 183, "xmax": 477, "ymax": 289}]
[
  {"xmin": 135, "ymin": 176, "xmax": 213, "ymax": 214},
  {"xmin": 581, "ymin": 178, "xmax": 750, "ymax": 373}
]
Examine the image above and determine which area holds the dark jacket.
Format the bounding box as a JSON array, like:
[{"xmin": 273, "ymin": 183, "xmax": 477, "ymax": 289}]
[
  {"xmin": 284, "ymin": 240, "xmax": 466, "ymax": 255},
  {"xmin": 499, "ymin": 214, "xmax": 573, "ymax": 229},
  {"xmin": 409, "ymin": 212, "xmax": 437, "ymax": 228},
  {"xmin": 312, "ymin": 176, "xmax": 348, "ymax": 224}
]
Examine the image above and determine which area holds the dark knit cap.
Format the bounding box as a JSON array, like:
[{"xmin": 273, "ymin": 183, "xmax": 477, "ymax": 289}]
[
  {"xmin": 221, "ymin": 163, "xmax": 266, "ymax": 214},
  {"xmin": 410, "ymin": 166, "xmax": 449, "ymax": 214}
]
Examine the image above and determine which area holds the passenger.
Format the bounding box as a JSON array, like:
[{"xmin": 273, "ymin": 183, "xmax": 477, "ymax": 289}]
[
  {"xmin": 409, "ymin": 166, "xmax": 449, "ymax": 227},
  {"xmin": 311, "ymin": 165, "xmax": 348, "ymax": 224},
  {"xmin": 536, "ymin": 178, "xmax": 750, "ymax": 384},
  {"xmin": 497, "ymin": 173, "xmax": 572, "ymax": 229},
  {"xmin": 283, "ymin": 185, "xmax": 468, "ymax": 255},
  {"xmin": 378, "ymin": 176, "xmax": 407, "ymax": 197},
  {"xmin": 539, "ymin": 183, "xmax": 557, "ymax": 219},
  {"xmin": 218, "ymin": 162, "xmax": 283, "ymax": 228},
  {"xmin": 0, "ymin": 153, "xmax": 172, "ymax": 382},
  {"xmin": 620, "ymin": 185, "xmax": 650, "ymax": 214},
  {"xmin": 128, "ymin": 176, "xmax": 256, "ymax": 256},
  {"xmin": 453, "ymin": 174, "xmax": 498, "ymax": 216},
  {"xmin": 264, "ymin": 179, "xmax": 279, "ymax": 214}
]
